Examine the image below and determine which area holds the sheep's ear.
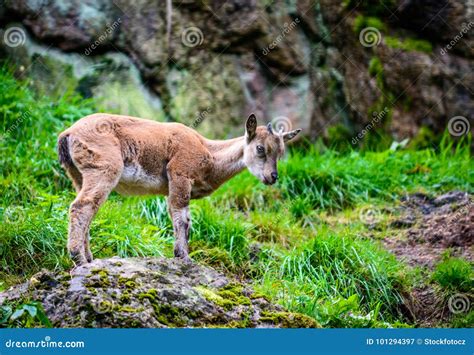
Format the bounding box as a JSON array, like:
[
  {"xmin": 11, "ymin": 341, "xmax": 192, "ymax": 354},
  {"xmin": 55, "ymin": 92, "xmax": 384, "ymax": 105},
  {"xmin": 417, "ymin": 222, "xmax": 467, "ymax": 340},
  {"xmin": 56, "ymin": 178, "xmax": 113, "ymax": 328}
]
[
  {"xmin": 245, "ymin": 113, "xmax": 257, "ymax": 142},
  {"xmin": 282, "ymin": 129, "xmax": 302, "ymax": 142}
]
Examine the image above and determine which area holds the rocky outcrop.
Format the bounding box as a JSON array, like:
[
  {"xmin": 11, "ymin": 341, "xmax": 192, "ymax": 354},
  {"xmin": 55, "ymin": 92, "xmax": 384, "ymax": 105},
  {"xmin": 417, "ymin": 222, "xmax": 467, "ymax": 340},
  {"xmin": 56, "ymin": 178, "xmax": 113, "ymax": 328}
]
[
  {"xmin": 313, "ymin": 0, "xmax": 474, "ymax": 142},
  {"xmin": 0, "ymin": 257, "xmax": 319, "ymax": 328},
  {"xmin": 0, "ymin": 0, "xmax": 472, "ymax": 141}
]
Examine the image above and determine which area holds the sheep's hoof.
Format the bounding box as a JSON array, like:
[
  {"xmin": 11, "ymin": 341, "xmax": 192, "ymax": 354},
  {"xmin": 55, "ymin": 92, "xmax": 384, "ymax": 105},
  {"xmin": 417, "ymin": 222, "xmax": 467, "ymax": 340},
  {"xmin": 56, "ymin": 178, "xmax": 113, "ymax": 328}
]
[
  {"xmin": 85, "ymin": 250, "xmax": 94, "ymax": 263},
  {"xmin": 69, "ymin": 250, "xmax": 88, "ymax": 267},
  {"xmin": 177, "ymin": 255, "xmax": 192, "ymax": 264},
  {"xmin": 174, "ymin": 253, "xmax": 193, "ymax": 264}
]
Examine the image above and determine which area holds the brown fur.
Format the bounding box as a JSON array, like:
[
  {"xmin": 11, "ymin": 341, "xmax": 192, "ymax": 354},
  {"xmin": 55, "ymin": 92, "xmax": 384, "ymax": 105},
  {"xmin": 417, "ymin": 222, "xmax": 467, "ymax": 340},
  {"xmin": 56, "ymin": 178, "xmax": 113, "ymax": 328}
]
[{"xmin": 58, "ymin": 113, "xmax": 301, "ymax": 265}]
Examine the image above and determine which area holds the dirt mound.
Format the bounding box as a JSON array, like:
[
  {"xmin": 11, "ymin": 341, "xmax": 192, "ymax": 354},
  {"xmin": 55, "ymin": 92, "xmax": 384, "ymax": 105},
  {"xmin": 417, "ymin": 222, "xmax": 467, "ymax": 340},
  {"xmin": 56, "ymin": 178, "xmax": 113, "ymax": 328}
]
[
  {"xmin": 0, "ymin": 257, "xmax": 318, "ymax": 328},
  {"xmin": 384, "ymin": 191, "xmax": 472, "ymax": 326},
  {"xmin": 385, "ymin": 191, "xmax": 473, "ymax": 268}
]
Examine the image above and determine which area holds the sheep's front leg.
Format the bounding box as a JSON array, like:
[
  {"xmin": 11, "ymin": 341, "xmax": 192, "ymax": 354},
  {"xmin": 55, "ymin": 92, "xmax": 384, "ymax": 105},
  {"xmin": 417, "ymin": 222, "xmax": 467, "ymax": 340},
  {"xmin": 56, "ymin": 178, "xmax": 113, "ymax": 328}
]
[{"xmin": 167, "ymin": 174, "xmax": 192, "ymax": 263}]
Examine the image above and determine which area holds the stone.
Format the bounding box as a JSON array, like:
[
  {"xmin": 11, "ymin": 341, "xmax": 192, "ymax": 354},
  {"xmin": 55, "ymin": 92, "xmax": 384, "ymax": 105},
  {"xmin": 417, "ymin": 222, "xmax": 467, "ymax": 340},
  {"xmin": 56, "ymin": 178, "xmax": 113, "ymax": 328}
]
[
  {"xmin": 1, "ymin": 0, "xmax": 473, "ymax": 142},
  {"xmin": 0, "ymin": 257, "xmax": 320, "ymax": 328}
]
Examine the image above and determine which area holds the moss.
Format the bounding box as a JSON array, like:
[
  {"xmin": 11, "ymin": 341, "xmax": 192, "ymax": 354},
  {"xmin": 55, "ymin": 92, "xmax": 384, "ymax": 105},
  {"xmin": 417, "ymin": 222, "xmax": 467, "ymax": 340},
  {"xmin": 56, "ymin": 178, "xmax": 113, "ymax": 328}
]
[
  {"xmin": 221, "ymin": 283, "xmax": 244, "ymax": 294},
  {"xmin": 86, "ymin": 286, "xmax": 98, "ymax": 296},
  {"xmin": 368, "ymin": 57, "xmax": 383, "ymax": 78},
  {"xmin": 100, "ymin": 300, "xmax": 113, "ymax": 313},
  {"xmin": 195, "ymin": 286, "xmax": 235, "ymax": 310},
  {"xmin": 221, "ymin": 318, "xmax": 252, "ymax": 328},
  {"xmin": 125, "ymin": 280, "xmax": 136, "ymax": 288},
  {"xmin": 116, "ymin": 305, "xmax": 142, "ymax": 313},
  {"xmin": 260, "ymin": 311, "xmax": 320, "ymax": 328},
  {"xmin": 353, "ymin": 15, "xmax": 387, "ymax": 34},
  {"xmin": 217, "ymin": 290, "xmax": 251, "ymax": 306},
  {"xmin": 118, "ymin": 276, "xmax": 138, "ymax": 289},
  {"xmin": 249, "ymin": 292, "xmax": 270, "ymax": 302},
  {"xmin": 154, "ymin": 304, "xmax": 187, "ymax": 327},
  {"xmin": 189, "ymin": 240, "xmax": 234, "ymax": 271},
  {"xmin": 368, "ymin": 57, "xmax": 387, "ymax": 102},
  {"xmin": 119, "ymin": 292, "xmax": 131, "ymax": 304},
  {"xmin": 218, "ymin": 284, "xmax": 252, "ymax": 306},
  {"xmin": 384, "ymin": 36, "xmax": 432, "ymax": 53},
  {"xmin": 138, "ymin": 289, "xmax": 188, "ymax": 326},
  {"xmin": 87, "ymin": 269, "xmax": 111, "ymax": 287},
  {"xmin": 138, "ymin": 289, "xmax": 158, "ymax": 301},
  {"xmin": 194, "ymin": 283, "xmax": 253, "ymax": 311}
]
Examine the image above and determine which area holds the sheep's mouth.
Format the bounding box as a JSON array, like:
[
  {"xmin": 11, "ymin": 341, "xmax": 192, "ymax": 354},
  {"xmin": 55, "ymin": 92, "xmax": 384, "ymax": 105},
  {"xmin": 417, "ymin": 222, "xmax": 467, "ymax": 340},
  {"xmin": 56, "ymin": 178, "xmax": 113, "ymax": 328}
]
[{"xmin": 262, "ymin": 177, "xmax": 275, "ymax": 185}]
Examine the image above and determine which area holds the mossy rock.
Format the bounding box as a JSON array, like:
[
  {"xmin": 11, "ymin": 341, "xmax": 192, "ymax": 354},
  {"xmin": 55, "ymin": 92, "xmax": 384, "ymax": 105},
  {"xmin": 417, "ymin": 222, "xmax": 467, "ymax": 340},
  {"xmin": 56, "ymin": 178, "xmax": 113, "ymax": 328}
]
[{"xmin": 0, "ymin": 257, "xmax": 320, "ymax": 328}]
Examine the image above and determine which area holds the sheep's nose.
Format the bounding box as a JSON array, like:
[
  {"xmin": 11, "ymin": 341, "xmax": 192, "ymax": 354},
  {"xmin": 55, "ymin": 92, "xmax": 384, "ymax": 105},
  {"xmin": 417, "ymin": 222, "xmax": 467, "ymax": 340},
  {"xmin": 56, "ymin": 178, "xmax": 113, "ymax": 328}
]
[{"xmin": 271, "ymin": 172, "xmax": 278, "ymax": 182}]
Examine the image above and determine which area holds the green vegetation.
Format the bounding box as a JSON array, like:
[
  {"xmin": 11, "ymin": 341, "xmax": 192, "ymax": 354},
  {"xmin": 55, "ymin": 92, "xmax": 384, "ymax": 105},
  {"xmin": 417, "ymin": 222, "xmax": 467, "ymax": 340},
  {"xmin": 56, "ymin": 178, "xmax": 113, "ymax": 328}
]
[
  {"xmin": 352, "ymin": 15, "xmax": 433, "ymax": 55},
  {"xmin": 0, "ymin": 301, "xmax": 51, "ymax": 328},
  {"xmin": 0, "ymin": 66, "xmax": 472, "ymax": 328},
  {"xmin": 432, "ymin": 255, "xmax": 473, "ymax": 293},
  {"xmin": 384, "ymin": 36, "xmax": 433, "ymax": 53},
  {"xmin": 353, "ymin": 15, "xmax": 387, "ymax": 34}
]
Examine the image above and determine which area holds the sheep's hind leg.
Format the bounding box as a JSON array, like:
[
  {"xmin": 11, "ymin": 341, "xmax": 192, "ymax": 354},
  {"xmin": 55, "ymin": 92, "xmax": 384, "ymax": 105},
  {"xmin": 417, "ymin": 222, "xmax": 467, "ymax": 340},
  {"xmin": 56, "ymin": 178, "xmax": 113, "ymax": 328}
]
[{"xmin": 68, "ymin": 169, "xmax": 120, "ymax": 266}]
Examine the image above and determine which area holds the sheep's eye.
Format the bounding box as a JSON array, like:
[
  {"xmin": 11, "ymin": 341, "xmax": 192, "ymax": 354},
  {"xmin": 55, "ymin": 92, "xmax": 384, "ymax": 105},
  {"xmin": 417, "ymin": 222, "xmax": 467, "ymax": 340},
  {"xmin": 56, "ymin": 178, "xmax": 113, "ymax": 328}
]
[{"xmin": 256, "ymin": 145, "xmax": 265, "ymax": 155}]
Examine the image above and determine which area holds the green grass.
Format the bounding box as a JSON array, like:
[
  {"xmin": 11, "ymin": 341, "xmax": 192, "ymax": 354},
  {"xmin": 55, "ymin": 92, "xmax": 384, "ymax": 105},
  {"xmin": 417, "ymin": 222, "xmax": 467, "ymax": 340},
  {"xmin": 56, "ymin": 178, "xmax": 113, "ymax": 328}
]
[
  {"xmin": 432, "ymin": 255, "xmax": 473, "ymax": 293},
  {"xmin": 253, "ymin": 227, "xmax": 408, "ymax": 326},
  {"xmin": 0, "ymin": 65, "xmax": 472, "ymax": 328}
]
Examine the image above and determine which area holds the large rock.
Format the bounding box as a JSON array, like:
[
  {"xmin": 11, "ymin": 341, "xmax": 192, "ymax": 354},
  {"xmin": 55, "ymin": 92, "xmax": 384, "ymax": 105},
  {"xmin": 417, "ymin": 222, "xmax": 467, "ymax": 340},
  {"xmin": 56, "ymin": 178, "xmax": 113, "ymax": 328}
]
[
  {"xmin": 0, "ymin": 0, "xmax": 311, "ymax": 138},
  {"xmin": 1, "ymin": 0, "xmax": 473, "ymax": 141},
  {"xmin": 0, "ymin": 24, "xmax": 165, "ymax": 120},
  {"xmin": 0, "ymin": 257, "xmax": 319, "ymax": 328},
  {"xmin": 313, "ymin": 0, "xmax": 474, "ymax": 141}
]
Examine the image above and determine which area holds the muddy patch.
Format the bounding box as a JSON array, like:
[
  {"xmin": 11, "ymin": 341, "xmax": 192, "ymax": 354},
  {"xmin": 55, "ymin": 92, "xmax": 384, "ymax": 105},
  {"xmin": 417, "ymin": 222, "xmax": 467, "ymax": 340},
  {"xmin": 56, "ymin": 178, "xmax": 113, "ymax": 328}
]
[
  {"xmin": 385, "ymin": 191, "xmax": 473, "ymax": 269},
  {"xmin": 384, "ymin": 191, "xmax": 473, "ymax": 327}
]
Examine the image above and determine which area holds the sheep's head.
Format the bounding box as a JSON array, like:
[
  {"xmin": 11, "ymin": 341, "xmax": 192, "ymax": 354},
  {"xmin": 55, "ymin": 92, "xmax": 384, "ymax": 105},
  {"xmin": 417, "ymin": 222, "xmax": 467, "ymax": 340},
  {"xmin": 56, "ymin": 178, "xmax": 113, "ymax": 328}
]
[{"xmin": 243, "ymin": 113, "xmax": 301, "ymax": 185}]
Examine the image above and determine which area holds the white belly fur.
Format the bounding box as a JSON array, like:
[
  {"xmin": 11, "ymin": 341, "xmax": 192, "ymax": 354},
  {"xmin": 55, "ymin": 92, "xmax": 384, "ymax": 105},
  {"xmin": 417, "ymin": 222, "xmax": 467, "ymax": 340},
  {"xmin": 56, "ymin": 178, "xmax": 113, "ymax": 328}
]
[{"xmin": 115, "ymin": 164, "xmax": 168, "ymax": 196}]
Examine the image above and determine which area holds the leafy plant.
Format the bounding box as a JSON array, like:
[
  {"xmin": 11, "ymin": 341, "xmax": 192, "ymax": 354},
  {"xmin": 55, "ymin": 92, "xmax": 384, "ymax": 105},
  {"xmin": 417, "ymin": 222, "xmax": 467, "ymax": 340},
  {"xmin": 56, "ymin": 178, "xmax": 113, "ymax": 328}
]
[{"xmin": 0, "ymin": 301, "xmax": 52, "ymax": 328}]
